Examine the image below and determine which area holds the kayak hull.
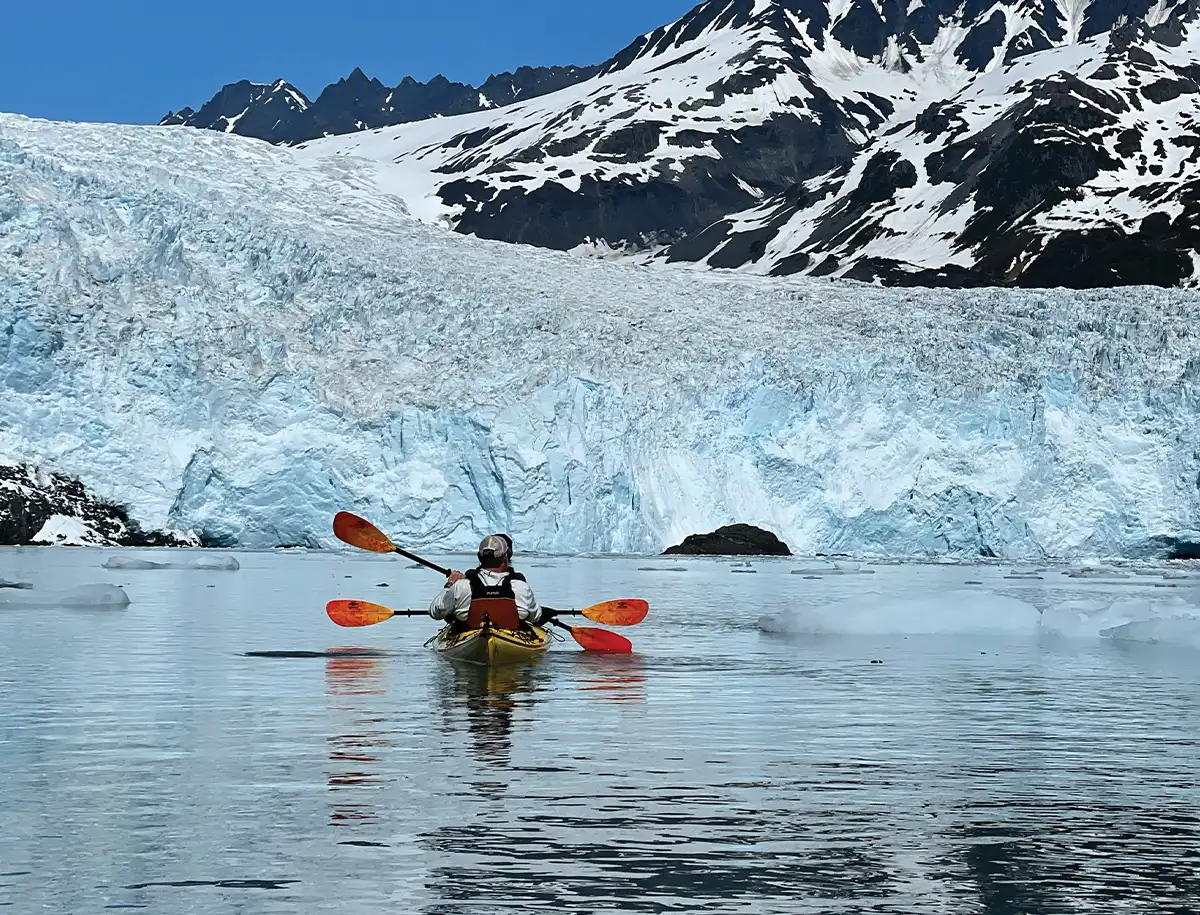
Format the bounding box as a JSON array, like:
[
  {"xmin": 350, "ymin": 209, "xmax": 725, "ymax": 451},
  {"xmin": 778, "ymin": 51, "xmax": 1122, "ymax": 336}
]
[{"xmin": 433, "ymin": 623, "xmax": 552, "ymax": 666}]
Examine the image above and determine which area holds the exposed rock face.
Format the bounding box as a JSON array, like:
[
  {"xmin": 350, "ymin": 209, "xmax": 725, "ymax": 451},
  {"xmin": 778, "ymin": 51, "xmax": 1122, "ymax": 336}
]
[
  {"xmin": 0, "ymin": 460, "xmax": 194, "ymax": 546},
  {"xmin": 664, "ymin": 524, "xmax": 792, "ymax": 556}
]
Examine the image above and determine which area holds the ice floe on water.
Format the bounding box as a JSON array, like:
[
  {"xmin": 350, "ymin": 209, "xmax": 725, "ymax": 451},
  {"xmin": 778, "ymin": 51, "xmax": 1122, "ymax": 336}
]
[
  {"xmin": 1040, "ymin": 595, "xmax": 1200, "ymax": 644},
  {"xmin": 0, "ymin": 583, "xmax": 130, "ymax": 609},
  {"xmin": 1101, "ymin": 616, "xmax": 1200, "ymax": 649},
  {"xmin": 759, "ymin": 578, "xmax": 1200, "ymax": 648},
  {"xmin": 759, "ymin": 590, "xmax": 1043, "ymax": 636},
  {"xmin": 102, "ymin": 555, "xmax": 241, "ymax": 571}
]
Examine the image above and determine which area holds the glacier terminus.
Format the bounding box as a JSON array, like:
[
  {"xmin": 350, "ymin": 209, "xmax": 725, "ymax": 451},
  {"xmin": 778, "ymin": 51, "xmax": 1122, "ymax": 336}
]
[{"xmin": 0, "ymin": 112, "xmax": 1198, "ymax": 557}]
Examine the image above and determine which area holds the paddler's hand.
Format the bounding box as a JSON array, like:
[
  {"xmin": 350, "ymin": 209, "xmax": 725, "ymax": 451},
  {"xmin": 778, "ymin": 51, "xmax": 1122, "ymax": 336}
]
[{"xmin": 445, "ymin": 570, "xmax": 465, "ymax": 586}]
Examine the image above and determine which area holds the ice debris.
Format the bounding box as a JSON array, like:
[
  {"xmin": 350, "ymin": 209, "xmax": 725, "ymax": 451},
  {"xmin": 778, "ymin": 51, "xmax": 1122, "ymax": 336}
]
[
  {"xmin": 0, "ymin": 583, "xmax": 130, "ymax": 609},
  {"xmin": 102, "ymin": 555, "xmax": 240, "ymax": 571},
  {"xmin": 758, "ymin": 589, "xmax": 1042, "ymax": 635}
]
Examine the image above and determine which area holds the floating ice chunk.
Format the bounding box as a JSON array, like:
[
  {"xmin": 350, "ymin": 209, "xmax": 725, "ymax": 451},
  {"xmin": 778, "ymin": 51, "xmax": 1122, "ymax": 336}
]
[
  {"xmin": 0, "ymin": 583, "xmax": 129, "ymax": 609},
  {"xmin": 1066, "ymin": 567, "xmax": 1129, "ymax": 579},
  {"xmin": 1101, "ymin": 615, "xmax": 1200, "ymax": 649},
  {"xmin": 102, "ymin": 555, "xmax": 240, "ymax": 571},
  {"xmin": 31, "ymin": 515, "xmax": 110, "ymax": 546},
  {"xmin": 58, "ymin": 584, "xmax": 131, "ymax": 608},
  {"xmin": 187, "ymin": 556, "xmax": 240, "ymax": 570},
  {"xmin": 759, "ymin": 589, "xmax": 1042, "ymax": 636},
  {"xmin": 1040, "ymin": 595, "xmax": 1200, "ymax": 641},
  {"xmin": 103, "ymin": 558, "xmax": 167, "ymax": 570}
]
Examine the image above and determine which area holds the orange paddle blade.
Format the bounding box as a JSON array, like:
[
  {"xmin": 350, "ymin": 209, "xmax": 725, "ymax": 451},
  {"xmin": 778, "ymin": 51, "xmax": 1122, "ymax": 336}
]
[
  {"xmin": 568, "ymin": 626, "xmax": 633, "ymax": 653},
  {"xmin": 582, "ymin": 599, "xmax": 649, "ymax": 627},
  {"xmin": 333, "ymin": 512, "xmax": 397, "ymax": 553},
  {"xmin": 327, "ymin": 599, "xmax": 396, "ymax": 628}
]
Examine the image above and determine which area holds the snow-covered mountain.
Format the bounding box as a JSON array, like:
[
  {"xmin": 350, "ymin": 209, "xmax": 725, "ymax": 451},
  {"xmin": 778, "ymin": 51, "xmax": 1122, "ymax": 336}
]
[
  {"xmin": 278, "ymin": 0, "xmax": 1200, "ymax": 285},
  {"xmin": 2, "ymin": 112, "xmax": 1198, "ymax": 556},
  {"xmin": 160, "ymin": 65, "xmax": 601, "ymax": 144},
  {"xmin": 662, "ymin": 19, "xmax": 1200, "ymax": 285}
]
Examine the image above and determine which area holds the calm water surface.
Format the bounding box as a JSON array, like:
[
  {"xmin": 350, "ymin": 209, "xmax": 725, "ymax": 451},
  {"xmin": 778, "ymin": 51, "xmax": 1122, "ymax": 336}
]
[{"xmin": 1, "ymin": 548, "xmax": 1198, "ymax": 914}]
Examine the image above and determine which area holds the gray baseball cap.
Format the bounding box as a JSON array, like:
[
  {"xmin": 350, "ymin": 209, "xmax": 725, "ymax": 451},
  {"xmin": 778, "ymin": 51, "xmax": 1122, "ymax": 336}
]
[{"xmin": 477, "ymin": 534, "xmax": 510, "ymax": 563}]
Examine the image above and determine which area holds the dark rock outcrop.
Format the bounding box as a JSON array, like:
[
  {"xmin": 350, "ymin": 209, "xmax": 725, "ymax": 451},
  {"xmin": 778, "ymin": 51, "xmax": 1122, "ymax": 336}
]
[
  {"xmin": 1149, "ymin": 535, "xmax": 1200, "ymax": 560},
  {"xmin": 0, "ymin": 461, "xmax": 193, "ymax": 546},
  {"xmin": 664, "ymin": 524, "xmax": 792, "ymax": 556}
]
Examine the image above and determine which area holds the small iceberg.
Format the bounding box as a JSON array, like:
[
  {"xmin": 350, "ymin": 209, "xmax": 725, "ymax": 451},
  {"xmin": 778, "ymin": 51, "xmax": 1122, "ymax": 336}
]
[
  {"xmin": 0, "ymin": 583, "xmax": 130, "ymax": 609},
  {"xmin": 759, "ymin": 589, "xmax": 1042, "ymax": 636},
  {"xmin": 1101, "ymin": 615, "xmax": 1200, "ymax": 649},
  {"xmin": 103, "ymin": 555, "xmax": 240, "ymax": 571}
]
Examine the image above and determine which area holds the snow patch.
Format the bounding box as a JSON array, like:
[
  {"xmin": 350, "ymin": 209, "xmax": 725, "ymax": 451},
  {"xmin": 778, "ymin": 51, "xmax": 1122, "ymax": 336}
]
[{"xmin": 31, "ymin": 516, "xmax": 110, "ymax": 546}]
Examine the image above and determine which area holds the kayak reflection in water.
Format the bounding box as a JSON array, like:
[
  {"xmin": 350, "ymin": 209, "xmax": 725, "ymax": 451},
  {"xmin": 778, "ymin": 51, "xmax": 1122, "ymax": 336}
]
[
  {"xmin": 428, "ymin": 534, "xmax": 547, "ymax": 629},
  {"xmin": 438, "ymin": 661, "xmax": 547, "ymax": 767}
]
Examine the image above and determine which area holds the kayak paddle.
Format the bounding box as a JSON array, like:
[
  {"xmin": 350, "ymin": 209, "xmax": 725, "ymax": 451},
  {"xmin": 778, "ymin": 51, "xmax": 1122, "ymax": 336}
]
[
  {"xmin": 333, "ymin": 511, "xmax": 452, "ymax": 576},
  {"xmin": 326, "ymin": 600, "xmax": 633, "ymax": 653},
  {"xmin": 326, "ymin": 599, "xmax": 428, "ymax": 627},
  {"xmin": 326, "ymin": 598, "xmax": 643, "ymax": 628},
  {"xmin": 546, "ymin": 618, "xmax": 633, "ymax": 653}
]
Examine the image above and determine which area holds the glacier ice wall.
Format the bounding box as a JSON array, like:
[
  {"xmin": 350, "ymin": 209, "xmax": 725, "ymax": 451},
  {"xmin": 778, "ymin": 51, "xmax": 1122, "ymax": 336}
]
[{"xmin": 1, "ymin": 113, "xmax": 1198, "ymax": 556}]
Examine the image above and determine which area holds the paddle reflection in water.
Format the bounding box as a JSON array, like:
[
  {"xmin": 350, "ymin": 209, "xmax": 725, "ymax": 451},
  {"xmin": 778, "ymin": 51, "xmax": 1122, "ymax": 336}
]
[
  {"xmin": 324, "ymin": 649, "xmax": 394, "ymax": 833},
  {"xmin": 567, "ymin": 652, "xmax": 647, "ymax": 703}
]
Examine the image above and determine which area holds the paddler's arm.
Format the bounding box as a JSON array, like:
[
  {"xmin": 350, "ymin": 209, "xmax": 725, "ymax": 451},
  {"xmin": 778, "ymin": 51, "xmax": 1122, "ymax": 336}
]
[
  {"xmin": 429, "ymin": 572, "xmax": 469, "ymax": 620},
  {"xmin": 512, "ymin": 579, "xmax": 544, "ymax": 623}
]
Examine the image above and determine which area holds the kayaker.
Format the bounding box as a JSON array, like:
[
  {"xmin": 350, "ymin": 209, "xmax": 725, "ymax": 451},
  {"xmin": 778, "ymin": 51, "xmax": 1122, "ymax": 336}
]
[{"xmin": 429, "ymin": 534, "xmax": 545, "ymax": 626}]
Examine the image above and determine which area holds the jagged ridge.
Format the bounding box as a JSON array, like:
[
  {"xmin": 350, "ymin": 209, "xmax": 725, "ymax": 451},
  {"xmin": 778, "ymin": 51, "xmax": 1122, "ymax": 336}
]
[{"xmin": 160, "ymin": 65, "xmax": 602, "ymax": 144}]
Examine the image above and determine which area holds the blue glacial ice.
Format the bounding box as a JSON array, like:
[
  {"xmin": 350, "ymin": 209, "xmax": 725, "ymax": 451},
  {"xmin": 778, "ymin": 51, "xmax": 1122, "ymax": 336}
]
[{"xmin": 1, "ymin": 113, "xmax": 1198, "ymax": 557}]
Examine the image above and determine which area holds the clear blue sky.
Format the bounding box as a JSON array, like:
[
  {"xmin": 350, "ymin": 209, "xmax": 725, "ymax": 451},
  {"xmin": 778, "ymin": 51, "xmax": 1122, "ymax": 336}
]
[{"xmin": 1, "ymin": 0, "xmax": 696, "ymax": 125}]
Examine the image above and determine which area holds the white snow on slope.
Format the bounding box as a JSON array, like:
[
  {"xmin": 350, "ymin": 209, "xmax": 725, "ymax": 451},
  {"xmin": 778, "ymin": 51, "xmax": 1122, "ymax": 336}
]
[
  {"xmin": 31, "ymin": 516, "xmax": 107, "ymax": 546},
  {"xmin": 1, "ymin": 113, "xmax": 1198, "ymax": 556},
  {"xmin": 679, "ymin": 24, "xmax": 1200, "ymax": 281},
  {"xmin": 290, "ymin": 4, "xmax": 980, "ymax": 226}
]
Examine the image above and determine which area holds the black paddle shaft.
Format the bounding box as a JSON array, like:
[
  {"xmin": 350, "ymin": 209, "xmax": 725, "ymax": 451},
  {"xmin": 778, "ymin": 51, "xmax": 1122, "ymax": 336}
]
[{"xmin": 392, "ymin": 546, "xmax": 452, "ymax": 577}]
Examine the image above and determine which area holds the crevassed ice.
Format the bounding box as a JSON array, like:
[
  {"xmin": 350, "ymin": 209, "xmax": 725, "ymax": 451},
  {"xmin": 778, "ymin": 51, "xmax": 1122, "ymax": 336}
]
[{"xmin": 0, "ymin": 113, "xmax": 1198, "ymax": 557}]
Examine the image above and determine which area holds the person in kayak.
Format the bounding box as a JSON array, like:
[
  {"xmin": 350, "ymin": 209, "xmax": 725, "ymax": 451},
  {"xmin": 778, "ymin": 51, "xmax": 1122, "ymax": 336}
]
[{"xmin": 429, "ymin": 534, "xmax": 546, "ymax": 627}]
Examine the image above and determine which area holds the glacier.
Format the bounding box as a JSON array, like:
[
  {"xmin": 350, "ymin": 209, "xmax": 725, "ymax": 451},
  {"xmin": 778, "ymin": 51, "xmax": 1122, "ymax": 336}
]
[{"xmin": 1, "ymin": 112, "xmax": 1198, "ymax": 556}]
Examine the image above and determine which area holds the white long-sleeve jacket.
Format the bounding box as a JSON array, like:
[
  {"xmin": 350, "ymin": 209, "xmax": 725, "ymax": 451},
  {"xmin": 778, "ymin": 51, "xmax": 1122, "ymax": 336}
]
[{"xmin": 428, "ymin": 569, "xmax": 544, "ymax": 623}]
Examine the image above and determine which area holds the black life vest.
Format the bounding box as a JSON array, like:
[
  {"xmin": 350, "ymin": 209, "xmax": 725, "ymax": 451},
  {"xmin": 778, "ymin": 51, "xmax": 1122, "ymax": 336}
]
[{"xmin": 463, "ymin": 569, "xmax": 526, "ymax": 629}]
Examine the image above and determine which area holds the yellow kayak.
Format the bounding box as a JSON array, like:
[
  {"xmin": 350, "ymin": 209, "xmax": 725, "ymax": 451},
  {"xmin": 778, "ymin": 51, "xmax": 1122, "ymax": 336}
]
[{"xmin": 433, "ymin": 621, "xmax": 552, "ymax": 666}]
